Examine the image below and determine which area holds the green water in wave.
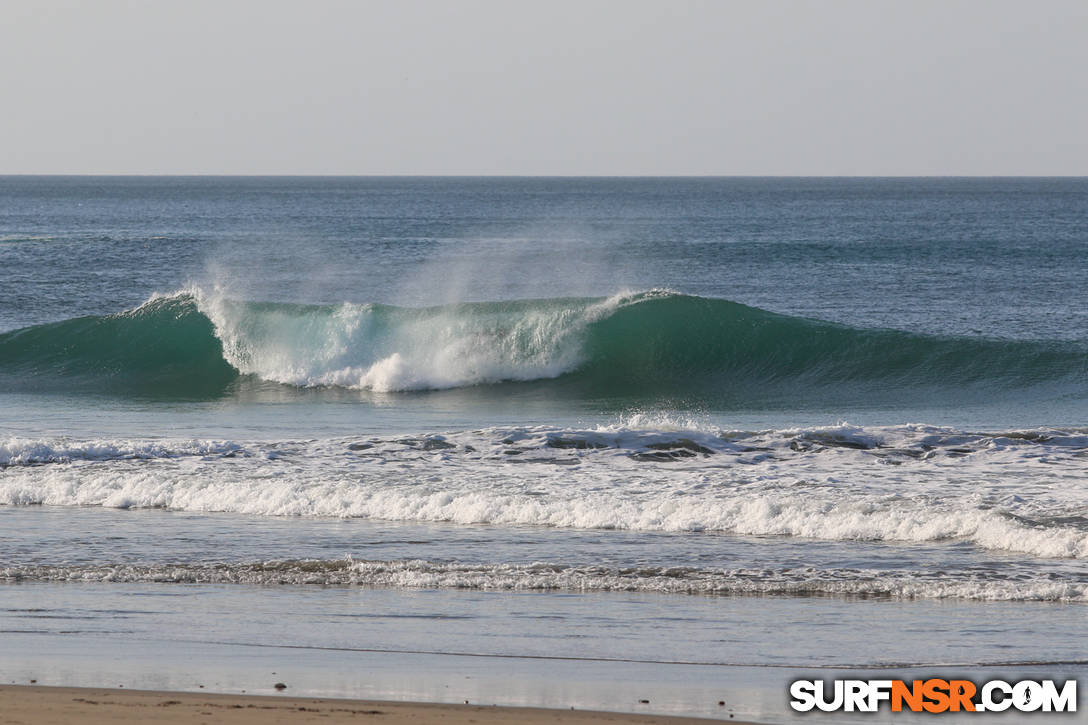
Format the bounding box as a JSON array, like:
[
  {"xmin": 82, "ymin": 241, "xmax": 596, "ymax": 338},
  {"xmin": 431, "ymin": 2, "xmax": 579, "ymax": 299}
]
[{"xmin": 0, "ymin": 292, "xmax": 1083, "ymax": 403}]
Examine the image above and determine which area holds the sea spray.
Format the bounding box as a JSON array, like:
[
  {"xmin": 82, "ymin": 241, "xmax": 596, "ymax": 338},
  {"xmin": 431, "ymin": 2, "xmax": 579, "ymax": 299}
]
[{"xmin": 0, "ymin": 289, "xmax": 1084, "ymax": 400}]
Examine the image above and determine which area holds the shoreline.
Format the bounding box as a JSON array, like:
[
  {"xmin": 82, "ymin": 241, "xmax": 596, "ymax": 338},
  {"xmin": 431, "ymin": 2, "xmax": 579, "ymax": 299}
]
[{"xmin": 0, "ymin": 685, "xmax": 753, "ymax": 724}]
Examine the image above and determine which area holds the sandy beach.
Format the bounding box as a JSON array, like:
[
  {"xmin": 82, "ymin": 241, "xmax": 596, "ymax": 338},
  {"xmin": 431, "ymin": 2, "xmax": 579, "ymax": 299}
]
[{"xmin": 0, "ymin": 685, "xmax": 749, "ymax": 724}]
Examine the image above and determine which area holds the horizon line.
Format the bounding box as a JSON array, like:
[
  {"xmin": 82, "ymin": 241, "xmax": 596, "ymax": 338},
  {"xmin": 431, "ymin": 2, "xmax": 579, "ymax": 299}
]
[{"xmin": 2, "ymin": 173, "xmax": 1087, "ymax": 179}]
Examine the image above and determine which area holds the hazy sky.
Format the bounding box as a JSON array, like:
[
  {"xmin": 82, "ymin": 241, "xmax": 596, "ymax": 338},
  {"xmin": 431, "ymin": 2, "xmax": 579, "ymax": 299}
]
[{"xmin": 3, "ymin": 0, "xmax": 1086, "ymax": 175}]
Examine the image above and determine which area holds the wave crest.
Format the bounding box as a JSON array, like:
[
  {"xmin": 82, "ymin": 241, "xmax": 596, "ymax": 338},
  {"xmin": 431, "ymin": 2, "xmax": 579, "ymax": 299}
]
[
  {"xmin": 1, "ymin": 289, "xmax": 1084, "ymax": 399},
  {"xmin": 3, "ymin": 557, "xmax": 1083, "ymax": 601}
]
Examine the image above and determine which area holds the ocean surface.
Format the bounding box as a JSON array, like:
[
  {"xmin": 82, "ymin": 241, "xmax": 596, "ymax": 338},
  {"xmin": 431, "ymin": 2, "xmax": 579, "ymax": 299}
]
[{"xmin": 1, "ymin": 177, "xmax": 1085, "ymax": 722}]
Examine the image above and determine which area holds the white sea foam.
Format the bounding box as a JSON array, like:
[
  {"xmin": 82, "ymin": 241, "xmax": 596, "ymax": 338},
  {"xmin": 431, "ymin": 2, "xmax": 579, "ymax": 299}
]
[
  {"xmin": 0, "ymin": 437, "xmax": 242, "ymax": 467},
  {"xmin": 184, "ymin": 287, "xmax": 642, "ymax": 391},
  {"xmin": 1, "ymin": 424, "xmax": 1085, "ymax": 559},
  {"xmin": 1, "ymin": 558, "xmax": 1082, "ymax": 602}
]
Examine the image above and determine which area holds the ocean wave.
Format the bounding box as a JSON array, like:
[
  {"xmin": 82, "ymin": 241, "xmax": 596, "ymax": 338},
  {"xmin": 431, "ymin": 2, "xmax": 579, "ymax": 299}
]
[
  {"xmin": 1, "ymin": 558, "xmax": 1082, "ymax": 602},
  {"xmin": 1, "ymin": 425, "xmax": 1085, "ymax": 559},
  {"xmin": 0, "ymin": 289, "xmax": 1083, "ymax": 399},
  {"xmin": 0, "ymin": 437, "xmax": 242, "ymax": 467}
]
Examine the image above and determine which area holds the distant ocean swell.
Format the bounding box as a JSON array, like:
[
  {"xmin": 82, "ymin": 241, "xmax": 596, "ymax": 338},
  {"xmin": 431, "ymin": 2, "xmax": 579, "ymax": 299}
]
[{"xmin": 0, "ymin": 289, "xmax": 1083, "ymax": 399}]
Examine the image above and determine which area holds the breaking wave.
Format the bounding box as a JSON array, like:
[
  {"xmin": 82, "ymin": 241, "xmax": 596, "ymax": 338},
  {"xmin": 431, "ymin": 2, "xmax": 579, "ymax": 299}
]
[
  {"xmin": 0, "ymin": 289, "xmax": 1084, "ymax": 400},
  {"xmin": 2, "ymin": 558, "xmax": 1083, "ymax": 602},
  {"xmin": 2, "ymin": 424, "xmax": 1086, "ymax": 560}
]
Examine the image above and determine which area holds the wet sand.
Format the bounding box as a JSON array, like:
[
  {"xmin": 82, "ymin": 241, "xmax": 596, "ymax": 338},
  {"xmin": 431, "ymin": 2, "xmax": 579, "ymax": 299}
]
[{"xmin": 0, "ymin": 685, "xmax": 751, "ymax": 724}]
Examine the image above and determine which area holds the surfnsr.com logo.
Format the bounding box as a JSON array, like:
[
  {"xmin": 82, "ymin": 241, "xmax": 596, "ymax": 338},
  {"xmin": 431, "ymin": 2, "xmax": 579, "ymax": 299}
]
[{"xmin": 789, "ymin": 679, "xmax": 1077, "ymax": 713}]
